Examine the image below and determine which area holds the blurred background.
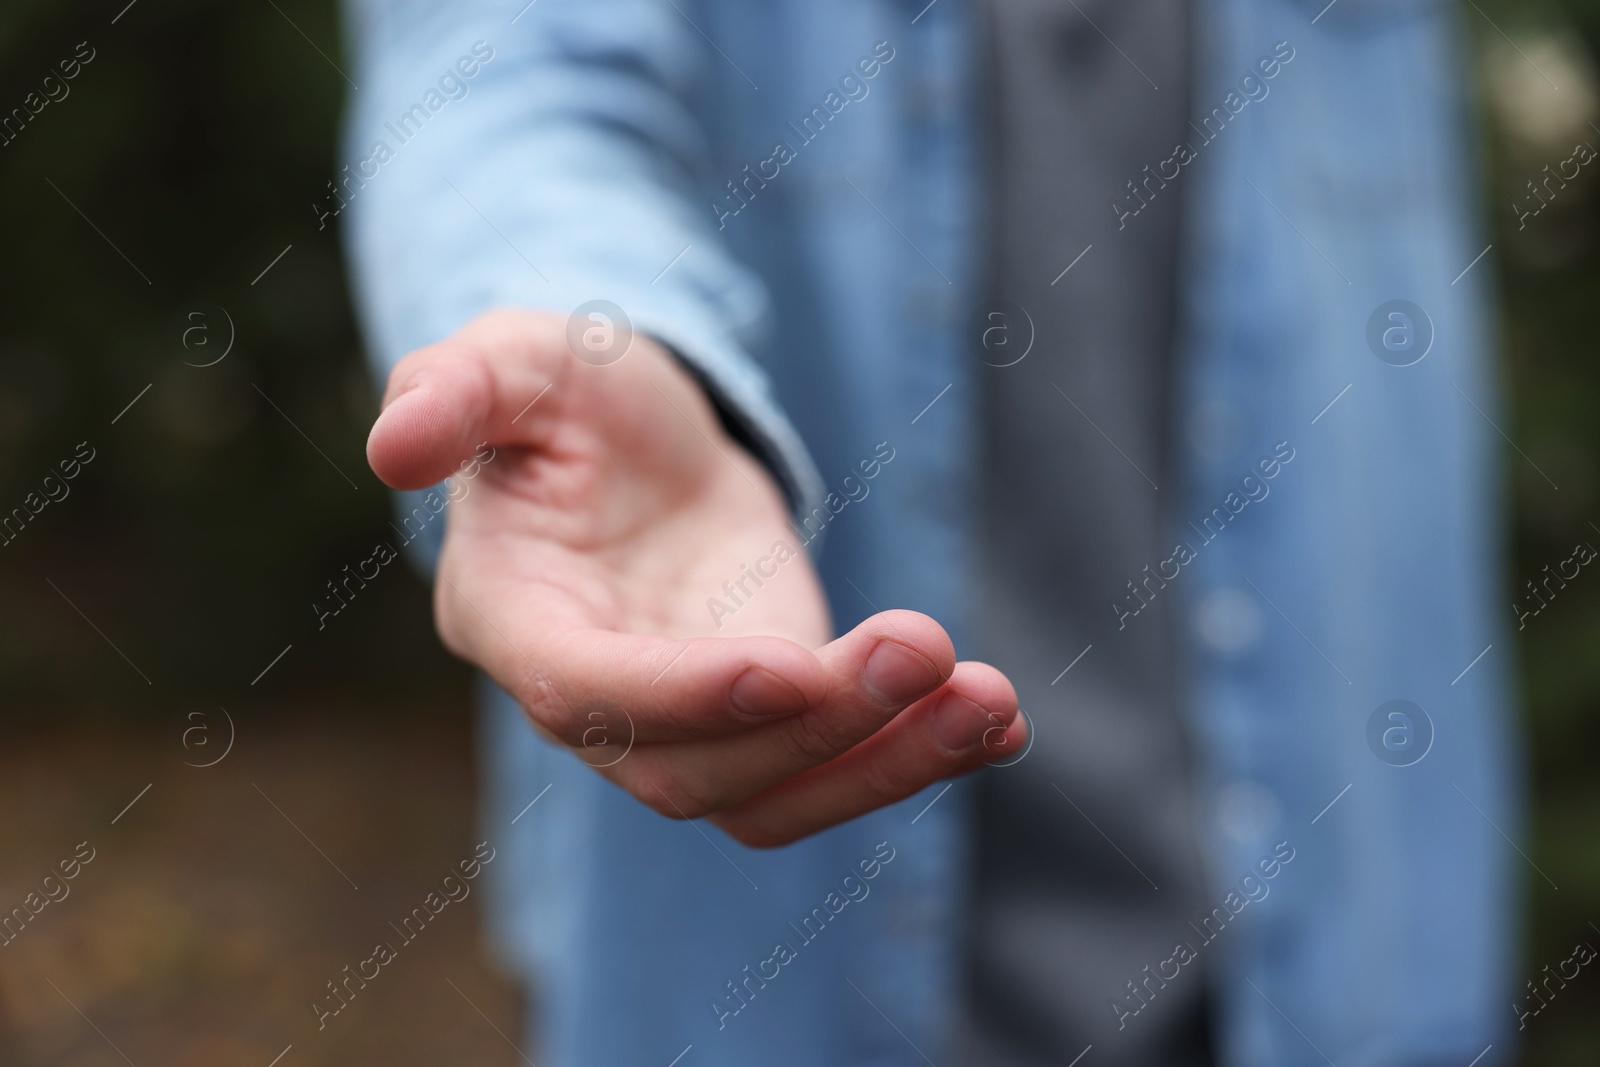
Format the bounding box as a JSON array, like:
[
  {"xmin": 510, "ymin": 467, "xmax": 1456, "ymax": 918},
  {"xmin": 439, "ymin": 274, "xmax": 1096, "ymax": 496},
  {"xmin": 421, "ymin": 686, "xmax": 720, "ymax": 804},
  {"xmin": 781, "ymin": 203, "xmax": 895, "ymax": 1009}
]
[{"xmin": 0, "ymin": 0, "xmax": 1595, "ymax": 1063}]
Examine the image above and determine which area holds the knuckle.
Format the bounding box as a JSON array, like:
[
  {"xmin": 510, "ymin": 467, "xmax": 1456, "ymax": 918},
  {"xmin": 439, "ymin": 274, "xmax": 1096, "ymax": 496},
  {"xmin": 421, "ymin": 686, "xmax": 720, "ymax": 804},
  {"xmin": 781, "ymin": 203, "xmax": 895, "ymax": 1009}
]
[
  {"xmin": 516, "ymin": 671, "xmax": 584, "ymax": 744},
  {"xmin": 430, "ymin": 581, "xmax": 585, "ymax": 741},
  {"xmin": 778, "ymin": 711, "xmax": 853, "ymax": 768},
  {"xmin": 860, "ymin": 756, "xmax": 927, "ymax": 805}
]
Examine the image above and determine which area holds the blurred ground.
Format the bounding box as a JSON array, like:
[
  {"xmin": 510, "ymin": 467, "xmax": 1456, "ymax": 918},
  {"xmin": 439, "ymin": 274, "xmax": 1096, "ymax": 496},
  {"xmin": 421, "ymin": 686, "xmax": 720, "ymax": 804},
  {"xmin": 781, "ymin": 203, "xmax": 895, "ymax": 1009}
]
[{"xmin": 0, "ymin": 693, "xmax": 527, "ymax": 1067}]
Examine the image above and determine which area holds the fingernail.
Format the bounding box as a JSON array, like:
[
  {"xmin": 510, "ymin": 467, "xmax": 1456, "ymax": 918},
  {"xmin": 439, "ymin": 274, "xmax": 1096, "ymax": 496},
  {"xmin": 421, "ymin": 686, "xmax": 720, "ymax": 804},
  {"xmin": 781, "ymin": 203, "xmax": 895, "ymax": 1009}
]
[
  {"xmin": 863, "ymin": 640, "xmax": 943, "ymax": 704},
  {"xmin": 730, "ymin": 667, "xmax": 809, "ymax": 719},
  {"xmin": 930, "ymin": 693, "xmax": 992, "ymax": 751}
]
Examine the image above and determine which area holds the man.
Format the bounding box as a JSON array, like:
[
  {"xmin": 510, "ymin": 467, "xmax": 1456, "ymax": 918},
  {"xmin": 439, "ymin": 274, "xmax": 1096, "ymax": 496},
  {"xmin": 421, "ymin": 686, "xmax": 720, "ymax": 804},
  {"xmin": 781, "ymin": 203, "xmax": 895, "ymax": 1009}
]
[{"xmin": 342, "ymin": 0, "xmax": 1521, "ymax": 1063}]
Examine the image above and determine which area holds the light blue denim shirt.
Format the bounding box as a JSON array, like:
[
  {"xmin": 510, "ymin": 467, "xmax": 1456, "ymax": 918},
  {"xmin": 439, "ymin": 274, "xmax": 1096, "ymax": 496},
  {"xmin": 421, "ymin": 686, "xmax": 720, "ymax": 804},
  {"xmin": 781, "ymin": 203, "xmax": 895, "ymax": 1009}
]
[{"xmin": 341, "ymin": 1, "xmax": 1521, "ymax": 1064}]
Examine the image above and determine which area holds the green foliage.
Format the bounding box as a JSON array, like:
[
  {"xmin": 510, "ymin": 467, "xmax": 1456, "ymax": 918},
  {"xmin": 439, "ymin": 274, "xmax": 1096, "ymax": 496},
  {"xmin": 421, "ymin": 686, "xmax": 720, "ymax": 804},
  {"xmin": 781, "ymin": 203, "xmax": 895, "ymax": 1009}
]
[{"xmin": 1471, "ymin": 1, "xmax": 1600, "ymax": 1061}]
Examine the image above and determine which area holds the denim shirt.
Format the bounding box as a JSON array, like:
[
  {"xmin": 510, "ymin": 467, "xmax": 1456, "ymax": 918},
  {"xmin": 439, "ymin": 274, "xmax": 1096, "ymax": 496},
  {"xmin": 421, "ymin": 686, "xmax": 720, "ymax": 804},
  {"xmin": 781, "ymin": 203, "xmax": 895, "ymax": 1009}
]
[{"xmin": 340, "ymin": 1, "xmax": 1521, "ymax": 1064}]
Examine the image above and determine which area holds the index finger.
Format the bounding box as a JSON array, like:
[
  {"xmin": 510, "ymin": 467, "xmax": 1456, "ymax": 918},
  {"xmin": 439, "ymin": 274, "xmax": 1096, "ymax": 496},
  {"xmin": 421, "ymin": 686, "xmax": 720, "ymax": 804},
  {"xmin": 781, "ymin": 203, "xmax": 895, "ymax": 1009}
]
[{"xmin": 367, "ymin": 310, "xmax": 568, "ymax": 490}]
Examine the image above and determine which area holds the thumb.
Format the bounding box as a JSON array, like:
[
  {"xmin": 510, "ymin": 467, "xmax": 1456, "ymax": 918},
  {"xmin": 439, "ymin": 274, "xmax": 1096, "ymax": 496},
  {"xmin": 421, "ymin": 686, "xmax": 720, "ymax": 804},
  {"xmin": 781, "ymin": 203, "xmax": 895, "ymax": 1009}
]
[
  {"xmin": 367, "ymin": 344, "xmax": 496, "ymax": 489},
  {"xmin": 366, "ymin": 312, "xmax": 564, "ymax": 489}
]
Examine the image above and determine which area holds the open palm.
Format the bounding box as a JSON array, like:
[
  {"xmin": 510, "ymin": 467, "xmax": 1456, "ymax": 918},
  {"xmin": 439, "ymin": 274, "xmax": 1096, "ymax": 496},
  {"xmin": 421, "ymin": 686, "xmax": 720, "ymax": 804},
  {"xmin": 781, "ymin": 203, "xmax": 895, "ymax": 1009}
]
[{"xmin": 367, "ymin": 309, "xmax": 1023, "ymax": 846}]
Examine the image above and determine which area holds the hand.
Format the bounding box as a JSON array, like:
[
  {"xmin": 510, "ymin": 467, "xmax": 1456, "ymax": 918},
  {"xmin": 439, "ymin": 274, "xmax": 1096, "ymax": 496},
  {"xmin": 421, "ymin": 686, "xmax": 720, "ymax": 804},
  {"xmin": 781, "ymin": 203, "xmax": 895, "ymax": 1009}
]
[{"xmin": 366, "ymin": 309, "xmax": 1025, "ymax": 846}]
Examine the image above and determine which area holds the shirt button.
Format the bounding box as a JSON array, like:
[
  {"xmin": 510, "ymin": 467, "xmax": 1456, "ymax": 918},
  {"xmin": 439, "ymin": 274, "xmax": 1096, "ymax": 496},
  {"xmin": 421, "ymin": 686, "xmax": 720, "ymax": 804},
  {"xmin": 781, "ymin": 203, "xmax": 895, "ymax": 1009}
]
[
  {"xmin": 1193, "ymin": 587, "xmax": 1262, "ymax": 656},
  {"xmin": 1216, "ymin": 781, "xmax": 1282, "ymax": 845}
]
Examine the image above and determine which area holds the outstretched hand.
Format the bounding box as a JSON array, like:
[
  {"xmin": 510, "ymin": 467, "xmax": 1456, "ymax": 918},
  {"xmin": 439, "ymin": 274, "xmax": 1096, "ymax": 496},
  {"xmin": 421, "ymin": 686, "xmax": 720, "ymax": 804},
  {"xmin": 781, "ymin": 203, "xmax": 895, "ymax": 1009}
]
[{"xmin": 366, "ymin": 309, "xmax": 1024, "ymax": 846}]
